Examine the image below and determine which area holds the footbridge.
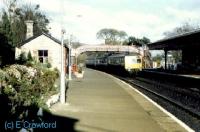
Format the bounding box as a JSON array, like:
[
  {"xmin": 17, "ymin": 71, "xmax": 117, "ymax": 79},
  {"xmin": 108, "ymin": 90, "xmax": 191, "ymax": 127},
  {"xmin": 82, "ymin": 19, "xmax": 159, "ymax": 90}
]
[{"xmin": 71, "ymin": 45, "xmax": 143, "ymax": 56}]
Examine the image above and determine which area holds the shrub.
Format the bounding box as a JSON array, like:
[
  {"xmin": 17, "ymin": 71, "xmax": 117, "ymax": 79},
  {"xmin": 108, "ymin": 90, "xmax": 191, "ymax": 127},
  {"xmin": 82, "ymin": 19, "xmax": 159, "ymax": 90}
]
[
  {"xmin": 17, "ymin": 52, "xmax": 27, "ymax": 64},
  {"xmin": 27, "ymin": 51, "xmax": 33, "ymax": 61},
  {"xmin": 0, "ymin": 64, "xmax": 59, "ymax": 122},
  {"xmin": 46, "ymin": 62, "xmax": 52, "ymax": 68},
  {"xmin": 25, "ymin": 61, "xmax": 34, "ymax": 67},
  {"xmin": 0, "ymin": 69, "xmax": 8, "ymax": 82}
]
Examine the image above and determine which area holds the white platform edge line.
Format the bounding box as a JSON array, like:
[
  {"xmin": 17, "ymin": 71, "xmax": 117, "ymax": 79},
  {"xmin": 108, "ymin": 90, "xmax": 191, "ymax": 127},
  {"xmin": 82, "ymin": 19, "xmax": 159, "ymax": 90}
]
[
  {"xmin": 116, "ymin": 77, "xmax": 194, "ymax": 132},
  {"xmin": 94, "ymin": 69, "xmax": 195, "ymax": 132}
]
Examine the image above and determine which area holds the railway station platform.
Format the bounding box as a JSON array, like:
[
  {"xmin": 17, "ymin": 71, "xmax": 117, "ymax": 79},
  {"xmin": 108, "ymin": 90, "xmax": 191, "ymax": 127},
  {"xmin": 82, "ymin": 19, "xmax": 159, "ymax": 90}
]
[{"xmin": 50, "ymin": 68, "xmax": 191, "ymax": 132}]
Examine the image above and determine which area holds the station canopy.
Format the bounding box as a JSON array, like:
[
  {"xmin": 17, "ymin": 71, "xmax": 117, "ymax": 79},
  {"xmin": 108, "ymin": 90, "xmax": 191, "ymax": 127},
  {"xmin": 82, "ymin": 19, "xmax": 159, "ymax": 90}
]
[{"xmin": 148, "ymin": 29, "xmax": 200, "ymax": 50}]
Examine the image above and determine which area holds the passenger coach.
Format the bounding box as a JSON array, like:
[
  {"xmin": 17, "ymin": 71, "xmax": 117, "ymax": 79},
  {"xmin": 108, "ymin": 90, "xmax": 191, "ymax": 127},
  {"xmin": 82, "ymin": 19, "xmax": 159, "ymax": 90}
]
[{"xmin": 86, "ymin": 53, "xmax": 142, "ymax": 75}]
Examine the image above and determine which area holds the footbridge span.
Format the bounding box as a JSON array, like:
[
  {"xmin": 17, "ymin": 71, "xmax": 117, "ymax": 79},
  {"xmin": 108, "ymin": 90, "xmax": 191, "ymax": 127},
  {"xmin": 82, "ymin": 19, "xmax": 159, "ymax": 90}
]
[{"xmin": 71, "ymin": 45, "xmax": 143, "ymax": 56}]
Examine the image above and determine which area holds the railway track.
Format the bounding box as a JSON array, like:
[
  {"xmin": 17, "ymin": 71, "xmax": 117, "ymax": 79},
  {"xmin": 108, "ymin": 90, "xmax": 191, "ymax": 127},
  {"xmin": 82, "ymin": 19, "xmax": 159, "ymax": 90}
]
[{"xmin": 116, "ymin": 75, "xmax": 200, "ymax": 131}]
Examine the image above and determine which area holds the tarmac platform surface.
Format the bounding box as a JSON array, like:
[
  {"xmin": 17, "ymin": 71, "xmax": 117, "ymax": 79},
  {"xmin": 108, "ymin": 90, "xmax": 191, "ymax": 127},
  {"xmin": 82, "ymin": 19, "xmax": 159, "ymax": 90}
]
[{"xmin": 50, "ymin": 68, "xmax": 190, "ymax": 132}]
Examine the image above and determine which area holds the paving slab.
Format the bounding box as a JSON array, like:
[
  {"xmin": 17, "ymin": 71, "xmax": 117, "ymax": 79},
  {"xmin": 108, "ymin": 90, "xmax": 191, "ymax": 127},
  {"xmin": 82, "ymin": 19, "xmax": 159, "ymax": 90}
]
[{"xmin": 51, "ymin": 68, "xmax": 189, "ymax": 132}]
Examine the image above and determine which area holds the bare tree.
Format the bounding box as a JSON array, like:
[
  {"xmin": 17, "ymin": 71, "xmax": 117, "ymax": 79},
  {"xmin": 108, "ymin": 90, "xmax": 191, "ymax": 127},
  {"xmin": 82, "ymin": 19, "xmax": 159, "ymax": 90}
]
[
  {"xmin": 163, "ymin": 22, "xmax": 200, "ymax": 63},
  {"xmin": 3, "ymin": 0, "xmax": 18, "ymax": 22},
  {"xmin": 163, "ymin": 22, "xmax": 199, "ymax": 38}
]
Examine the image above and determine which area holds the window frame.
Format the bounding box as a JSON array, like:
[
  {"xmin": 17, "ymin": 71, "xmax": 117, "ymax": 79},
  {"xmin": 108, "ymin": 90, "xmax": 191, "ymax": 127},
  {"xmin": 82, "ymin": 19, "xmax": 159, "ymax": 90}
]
[{"xmin": 38, "ymin": 50, "xmax": 48, "ymax": 63}]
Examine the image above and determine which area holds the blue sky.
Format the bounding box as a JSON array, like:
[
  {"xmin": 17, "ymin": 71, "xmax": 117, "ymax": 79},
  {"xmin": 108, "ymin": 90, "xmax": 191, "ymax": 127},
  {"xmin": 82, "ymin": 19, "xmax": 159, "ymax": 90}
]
[{"xmin": 1, "ymin": 0, "xmax": 200, "ymax": 44}]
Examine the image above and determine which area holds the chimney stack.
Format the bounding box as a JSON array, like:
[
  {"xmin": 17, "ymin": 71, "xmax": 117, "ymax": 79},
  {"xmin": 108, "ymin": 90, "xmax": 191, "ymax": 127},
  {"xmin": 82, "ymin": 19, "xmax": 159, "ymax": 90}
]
[{"xmin": 25, "ymin": 20, "xmax": 34, "ymax": 39}]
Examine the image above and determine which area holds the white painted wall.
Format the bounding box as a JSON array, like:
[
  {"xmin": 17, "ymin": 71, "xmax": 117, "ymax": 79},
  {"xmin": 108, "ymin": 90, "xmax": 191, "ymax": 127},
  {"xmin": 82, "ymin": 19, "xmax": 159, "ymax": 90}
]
[{"xmin": 15, "ymin": 34, "xmax": 67, "ymax": 72}]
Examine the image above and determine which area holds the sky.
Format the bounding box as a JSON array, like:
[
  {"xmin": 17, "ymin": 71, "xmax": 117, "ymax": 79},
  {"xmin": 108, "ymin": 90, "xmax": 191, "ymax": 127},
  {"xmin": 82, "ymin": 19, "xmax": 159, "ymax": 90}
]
[{"xmin": 1, "ymin": 0, "xmax": 200, "ymax": 45}]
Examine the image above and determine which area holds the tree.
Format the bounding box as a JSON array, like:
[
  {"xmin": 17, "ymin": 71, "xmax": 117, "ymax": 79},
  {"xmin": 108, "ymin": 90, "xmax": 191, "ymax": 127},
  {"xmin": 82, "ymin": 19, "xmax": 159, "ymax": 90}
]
[
  {"xmin": 163, "ymin": 22, "xmax": 199, "ymax": 38},
  {"xmin": 13, "ymin": 20, "xmax": 26, "ymax": 46},
  {"xmin": 2, "ymin": 0, "xmax": 18, "ymax": 20},
  {"xmin": 18, "ymin": 4, "xmax": 50, "ymax": 36},
  {"xmin": 97, "ymin": 28, "xmax": 109, "ymax": 43},
  {"xmin": 0, "ymin": 11, "xmax": 16, "ymax": 66},
  {"xmin": 126, "ymin": 36, "xmax": 137, "ymax": 46},
  {"xmin": 124, "ymin": 36, "xmax": 150, "ymax": 46},
  {"xmin": 141, "ymin": 37, "xmax": 150, "ymax": 45},
  {"xmin": 0, "ymin": 11, "xmax": 12, "ymax": 45},
  {"xmin": 0, "ymin": 1, "xmax": 49, "ymax": 47},
  {"xmin": 2, "ymin": 0, "xmax": 26, "ymax": 47},
  {"xmin": 118, "ymin": 31, "xmax": 127, "ymax": 45},
  {"xmin": 96, "ymin": 28, "xmax": 127, "ymax": 45},
  {"xmin": 0, "ymin": 32, "xmax": 15, "ymax": 66}
]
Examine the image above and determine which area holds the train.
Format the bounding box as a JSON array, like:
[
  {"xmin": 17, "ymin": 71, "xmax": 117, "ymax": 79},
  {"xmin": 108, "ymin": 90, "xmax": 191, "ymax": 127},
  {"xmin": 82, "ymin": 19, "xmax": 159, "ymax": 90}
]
[{"xmin": 86, "ymin": 53, "xmax": 143, "ymax": 75}]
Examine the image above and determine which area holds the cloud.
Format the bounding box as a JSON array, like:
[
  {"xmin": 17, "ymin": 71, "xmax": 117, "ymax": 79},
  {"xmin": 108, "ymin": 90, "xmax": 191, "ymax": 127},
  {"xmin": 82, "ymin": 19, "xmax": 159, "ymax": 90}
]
[
  {"xmin": 5, "ymin": 0, "xmax": 200, "ymax": 44},
  {"xmin": 165, "ymin": 7, "xmax": 200, "ymax": 22}
]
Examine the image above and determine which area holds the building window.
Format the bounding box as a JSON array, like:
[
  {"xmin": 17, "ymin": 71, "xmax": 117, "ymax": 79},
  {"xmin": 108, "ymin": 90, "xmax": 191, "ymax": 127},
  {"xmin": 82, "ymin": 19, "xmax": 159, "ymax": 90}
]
[{"xmin": 38, "ymin": 50, "xmax": 48, "ymax": 63}]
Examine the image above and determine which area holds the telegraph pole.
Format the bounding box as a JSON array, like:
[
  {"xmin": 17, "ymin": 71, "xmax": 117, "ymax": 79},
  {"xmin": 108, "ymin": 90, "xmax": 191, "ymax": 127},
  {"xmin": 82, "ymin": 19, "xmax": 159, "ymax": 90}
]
[{"xmin": 60, "ymin": 29, "xmax": 66, "ymax": 104}]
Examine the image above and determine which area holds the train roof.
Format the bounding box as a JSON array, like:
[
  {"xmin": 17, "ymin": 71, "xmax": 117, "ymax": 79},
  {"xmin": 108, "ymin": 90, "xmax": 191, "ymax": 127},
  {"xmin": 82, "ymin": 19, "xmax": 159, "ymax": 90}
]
[
  {"xmin": 86, "ymin": 52, "xmax": 140, "ymax": 60},
  {"xmin": 86, "ymin": 54, "xmax": 109, "ymax": 60},
  {"xmin": 108, "ymin": 53, "xmax": 139, "ymax": 58}
]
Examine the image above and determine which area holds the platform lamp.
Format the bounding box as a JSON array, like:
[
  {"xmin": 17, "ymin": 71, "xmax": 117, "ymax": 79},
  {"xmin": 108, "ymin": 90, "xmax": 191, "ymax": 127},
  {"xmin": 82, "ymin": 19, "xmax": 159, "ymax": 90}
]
[
  {"xmin": 60, "ymin": 29, "xmax": 66, "ymax": 104},
  {"xmin": 68, "ymin": 34, "xmax": 72, "ymax": 80},
  {"xmin": 142, "ymin": 44, "xmax": 147, "ymax": 69}
]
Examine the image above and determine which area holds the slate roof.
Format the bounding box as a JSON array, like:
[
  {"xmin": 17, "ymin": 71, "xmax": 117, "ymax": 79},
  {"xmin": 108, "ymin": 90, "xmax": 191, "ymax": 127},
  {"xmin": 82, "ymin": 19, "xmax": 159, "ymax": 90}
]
[{"xmin": 17, "ymin": 33, "xmax": 68, "ymax": 48}]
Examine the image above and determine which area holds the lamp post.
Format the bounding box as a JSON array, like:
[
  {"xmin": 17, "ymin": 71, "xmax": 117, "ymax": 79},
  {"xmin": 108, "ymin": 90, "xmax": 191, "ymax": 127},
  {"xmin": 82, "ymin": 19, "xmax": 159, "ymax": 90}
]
[
  {"xmin": 143, "ymin": 44, "xmax": 147, "ymax": 69},
  {"xmin": 68, "ymin": 34, "xmax": 72, "ymax": 80},
  {"xmin": 60, "ymin": 29, "xmax": 66, "ymax": 104}
]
